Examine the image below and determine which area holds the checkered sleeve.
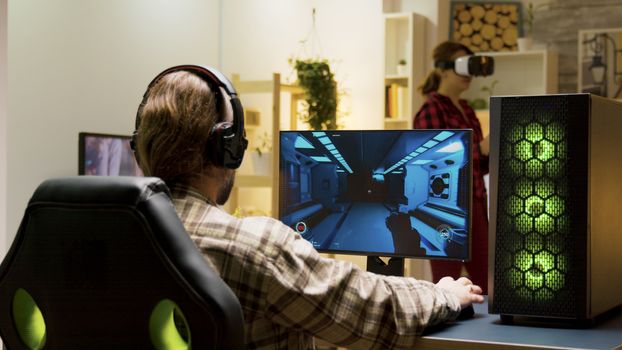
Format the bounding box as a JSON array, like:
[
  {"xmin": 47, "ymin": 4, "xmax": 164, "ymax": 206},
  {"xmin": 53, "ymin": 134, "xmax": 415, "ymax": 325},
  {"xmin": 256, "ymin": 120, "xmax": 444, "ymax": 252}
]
[{"xmin": 263, "ymin": 221, "xmax": 461, "ymax": 349}]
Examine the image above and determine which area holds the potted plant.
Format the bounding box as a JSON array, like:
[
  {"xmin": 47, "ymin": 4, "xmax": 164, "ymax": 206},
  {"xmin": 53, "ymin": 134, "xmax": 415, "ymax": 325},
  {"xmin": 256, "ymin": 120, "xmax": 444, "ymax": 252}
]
[
  {"xmin": 468, "ymin": 80, "xmax": 498, "ymax": 110},
  {"xmin": 292, "ymin": 58, "xmax": 338, "ymax": 130},
  {"xmin": 518, "ymin": 2, "xmax": 549, "ymax": 51}
]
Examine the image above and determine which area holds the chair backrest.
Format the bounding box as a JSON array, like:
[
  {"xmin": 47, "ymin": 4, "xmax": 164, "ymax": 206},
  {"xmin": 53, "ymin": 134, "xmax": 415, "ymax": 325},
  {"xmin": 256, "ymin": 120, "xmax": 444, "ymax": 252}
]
[{"xmin": 0, "ymin": 176, "xmax": 245, "ymax": 349}]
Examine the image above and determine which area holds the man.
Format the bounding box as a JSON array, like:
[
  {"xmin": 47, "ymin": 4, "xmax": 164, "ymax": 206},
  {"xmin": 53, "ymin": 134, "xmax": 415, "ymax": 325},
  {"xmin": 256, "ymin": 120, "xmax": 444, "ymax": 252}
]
[{"xmin": 132, "ymin": 65, "xmax": 484, "ymax": 349}]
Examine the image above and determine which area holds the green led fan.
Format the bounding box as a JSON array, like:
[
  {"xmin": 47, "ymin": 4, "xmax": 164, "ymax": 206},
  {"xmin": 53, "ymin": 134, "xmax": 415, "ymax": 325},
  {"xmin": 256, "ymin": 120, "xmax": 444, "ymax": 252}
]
[{"xmin": 501, "ymin": 119, "xmax": 568, "ymax": 301}]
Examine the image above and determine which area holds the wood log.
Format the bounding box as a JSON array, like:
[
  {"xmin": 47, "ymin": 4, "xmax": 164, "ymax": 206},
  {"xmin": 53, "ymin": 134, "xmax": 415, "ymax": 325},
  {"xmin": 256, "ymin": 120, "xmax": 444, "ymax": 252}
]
[
  {"xmin": 460, "ymin": 37, "xmax": 472, "ymax": 47},
  {"xmin": 481, "ymin": 24, "xmax": 496, "ymax": 40},
  {"xmin": 502, "ymin": 27, "xmax": 518, "ymax": 46},
  {"xmin": 490, "ymin": 36, "xmax": 504, "ymax": 51},
  {"xmin": 460, "ymin": 23, "xmax": 474, "ymax": 36},
  {"xmin": 498, "ymin": 15, "xmax": 510, "ymax": 29},
  {"xmin": 472, "ymin": 33, "xmax": 483, "ymax": 45},
  {"xmin": 458, "ymin": 9, "xmax": 472, "ymax": 23},
  {"xmin": 470, "ymin": 5, "xmax": 485, "ymax": 19},
  {"xmin": 484, "ymin": 10, "xmax": 498, "ymax": 24},
  {"xmin": 451, "ymin": 2, "xmax": 521, "ymax": 53},
  {"xmin": 472, "ymin": 19, "xmax": 483, "ymax": 31}
]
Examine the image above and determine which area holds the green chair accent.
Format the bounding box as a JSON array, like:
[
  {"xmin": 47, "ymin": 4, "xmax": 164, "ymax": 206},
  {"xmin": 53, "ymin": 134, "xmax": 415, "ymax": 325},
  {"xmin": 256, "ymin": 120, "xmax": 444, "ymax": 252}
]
[
  {"xmin": 149, "ymin": 299, "xmax": 190, "ymax": 350},
  {"xmin": 12, "ymin": 288, "xmax": 46, "ymax": 350}
]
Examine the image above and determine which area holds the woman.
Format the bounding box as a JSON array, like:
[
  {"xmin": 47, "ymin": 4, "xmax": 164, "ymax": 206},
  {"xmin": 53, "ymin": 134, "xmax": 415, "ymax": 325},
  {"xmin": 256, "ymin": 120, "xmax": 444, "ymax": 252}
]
[{"xmin": 414, "ymin": 41, "xmax": 490, "ymax": 294}]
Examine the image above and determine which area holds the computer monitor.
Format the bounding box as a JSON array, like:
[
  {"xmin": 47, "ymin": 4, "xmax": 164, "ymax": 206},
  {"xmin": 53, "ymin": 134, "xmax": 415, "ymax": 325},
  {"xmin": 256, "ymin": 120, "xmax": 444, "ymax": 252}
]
[
  {"xmin": 279, "ymin": 129, "xmax": 473, "ymax": 260},
  {"xmin": 78, "ymin": 132, "xmax": 143, "ymax": 176}
]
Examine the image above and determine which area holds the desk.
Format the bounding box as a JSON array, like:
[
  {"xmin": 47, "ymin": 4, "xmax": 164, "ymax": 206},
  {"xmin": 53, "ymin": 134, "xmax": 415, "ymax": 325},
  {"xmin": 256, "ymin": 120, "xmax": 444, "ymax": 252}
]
[{"xmin": 419, "ymin": 300, "xmax": 622, "ymax": 350}]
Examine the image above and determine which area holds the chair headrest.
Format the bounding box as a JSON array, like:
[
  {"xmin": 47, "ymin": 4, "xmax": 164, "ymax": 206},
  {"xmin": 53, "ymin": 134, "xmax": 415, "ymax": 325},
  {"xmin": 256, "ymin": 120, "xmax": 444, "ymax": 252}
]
[{"xmin": 30, "ymin": 176, "xmax": 171, "ymax": 207}]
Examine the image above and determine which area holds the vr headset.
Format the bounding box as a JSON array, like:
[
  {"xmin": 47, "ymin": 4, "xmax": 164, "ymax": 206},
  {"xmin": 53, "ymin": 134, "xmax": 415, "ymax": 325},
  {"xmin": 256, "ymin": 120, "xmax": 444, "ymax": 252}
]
[{"xmin": 435, "ymin": 55, "xmax": 494, "ymax": 77}]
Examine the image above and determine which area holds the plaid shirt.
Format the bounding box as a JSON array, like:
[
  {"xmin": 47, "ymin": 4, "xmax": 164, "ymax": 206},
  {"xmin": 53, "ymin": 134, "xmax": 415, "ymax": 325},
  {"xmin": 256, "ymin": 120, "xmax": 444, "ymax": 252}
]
[
  {"xmin": 414, "ymin": 92, "xmax": 489, "ymax": 199},
  {"xmin": 170, "ymin": 184, "xmax": 461, "ymax": 350}
]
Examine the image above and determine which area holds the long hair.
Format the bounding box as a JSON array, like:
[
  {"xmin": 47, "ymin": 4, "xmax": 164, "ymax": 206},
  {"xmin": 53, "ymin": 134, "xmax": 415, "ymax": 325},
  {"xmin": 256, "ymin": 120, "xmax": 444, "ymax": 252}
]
[
  {"xmin": 136, "ymin": 71, "xmax": 219, "ymax": 184},
  {"xmin": 418, "ymin": 41, "xmax": 474, "ymax": 95}
]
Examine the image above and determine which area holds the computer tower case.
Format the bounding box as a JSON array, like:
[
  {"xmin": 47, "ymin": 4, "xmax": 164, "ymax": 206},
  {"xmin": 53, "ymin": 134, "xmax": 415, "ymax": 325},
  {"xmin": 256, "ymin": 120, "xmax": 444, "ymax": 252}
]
[{"xmin": 488, "ymin": 93, "xmax": 622, "ymax": 322}]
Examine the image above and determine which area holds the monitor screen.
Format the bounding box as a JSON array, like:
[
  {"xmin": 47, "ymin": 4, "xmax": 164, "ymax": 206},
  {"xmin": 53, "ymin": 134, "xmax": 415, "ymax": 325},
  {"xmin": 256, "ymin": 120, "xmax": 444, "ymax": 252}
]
[
  {"xmin": 78, "ymin": 132, "xmax": 143, "ymax": 176},
  {"xmin": 279, "ymin": 129, "xmax": 473, "ymax": 260}
]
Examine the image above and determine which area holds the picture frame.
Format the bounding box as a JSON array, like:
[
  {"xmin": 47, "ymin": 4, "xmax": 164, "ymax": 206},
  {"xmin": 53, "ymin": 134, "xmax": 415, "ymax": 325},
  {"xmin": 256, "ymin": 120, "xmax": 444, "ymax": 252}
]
[
  {"xmin": 449, "ymin": 1, "xmax": 523, "ymax": 52},
  {"xmin": 578, "ymin": 27, "xmax": 622, "ymax": 100}
]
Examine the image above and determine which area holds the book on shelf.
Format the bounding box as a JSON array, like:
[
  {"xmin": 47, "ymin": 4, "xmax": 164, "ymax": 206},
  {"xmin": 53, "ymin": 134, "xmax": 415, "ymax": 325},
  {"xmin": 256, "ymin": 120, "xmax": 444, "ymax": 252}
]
[{"xmin": 385, "ymin": 83, "xmax": 408, "ymax": 119}]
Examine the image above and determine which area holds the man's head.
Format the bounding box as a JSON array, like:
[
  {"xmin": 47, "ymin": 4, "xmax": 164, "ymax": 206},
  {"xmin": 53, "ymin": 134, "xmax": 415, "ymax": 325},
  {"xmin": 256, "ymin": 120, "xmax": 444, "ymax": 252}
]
[{"xmin": 132, "ymin": 66, "xmax": 247, "ymax": 204}]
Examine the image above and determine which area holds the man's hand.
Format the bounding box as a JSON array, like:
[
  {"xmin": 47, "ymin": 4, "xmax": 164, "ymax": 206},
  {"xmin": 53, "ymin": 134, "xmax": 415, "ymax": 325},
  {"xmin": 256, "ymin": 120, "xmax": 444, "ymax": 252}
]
[{"xmin": 436, "ymin": 276, "xmax": 485, "ymax": 309}]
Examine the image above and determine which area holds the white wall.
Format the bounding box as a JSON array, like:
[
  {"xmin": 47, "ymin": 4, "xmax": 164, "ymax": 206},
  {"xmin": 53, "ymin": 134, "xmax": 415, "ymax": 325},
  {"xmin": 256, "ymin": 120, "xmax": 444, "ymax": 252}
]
[
  {"xmin": 385, "ymin": 0, "xmax": 450, "ymax": 73},
  {"xmin": 221, "ymin": 0, "xmax": 386, "ymax": 270},
  {"xmin": 221, "ymin": 0, "xmax": 385, "ymax": 131},
  {"xmin": 5, "ymin": 0, "xmax": 404, "ymax": 273},
  {"xmin": 1, "ymin": 0, "xmax": 7, "ymax": 262},
  {"xmin": 6, "ymin": 0, "xmax": 221, "ymax": 244}
]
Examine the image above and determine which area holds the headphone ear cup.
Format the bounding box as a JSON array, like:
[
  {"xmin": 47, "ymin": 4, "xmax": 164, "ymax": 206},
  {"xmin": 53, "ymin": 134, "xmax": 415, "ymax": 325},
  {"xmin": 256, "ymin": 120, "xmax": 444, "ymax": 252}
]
[
  {"xmin": 130, "ymin": 131, "xmax": 140, "ymax": 166},
  {"xmin": 207, "ymin": 122, "xmax": 234, "ymax": 167}
]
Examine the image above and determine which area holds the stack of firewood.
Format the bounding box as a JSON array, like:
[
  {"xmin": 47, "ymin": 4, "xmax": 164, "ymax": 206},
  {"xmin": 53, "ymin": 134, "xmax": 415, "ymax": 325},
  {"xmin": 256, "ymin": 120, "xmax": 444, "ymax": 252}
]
[{"xmin": 452, "ymin": 3, "xmax": 520, "ymax": 52}]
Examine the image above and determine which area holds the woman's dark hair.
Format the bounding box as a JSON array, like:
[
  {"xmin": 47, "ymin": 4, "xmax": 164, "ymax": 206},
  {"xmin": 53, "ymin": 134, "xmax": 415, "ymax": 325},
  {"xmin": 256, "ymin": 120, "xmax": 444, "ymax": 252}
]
[{"xmin": 418, "ymin": 41, "xmax": 474, "ymax": 95}]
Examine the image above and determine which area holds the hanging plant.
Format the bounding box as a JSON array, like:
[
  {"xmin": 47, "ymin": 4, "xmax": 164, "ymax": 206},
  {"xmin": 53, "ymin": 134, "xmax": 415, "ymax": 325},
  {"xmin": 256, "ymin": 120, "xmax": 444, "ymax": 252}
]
[{"xmin": 293, "ymin": 59, "xmax": 338, "ymax": 130}]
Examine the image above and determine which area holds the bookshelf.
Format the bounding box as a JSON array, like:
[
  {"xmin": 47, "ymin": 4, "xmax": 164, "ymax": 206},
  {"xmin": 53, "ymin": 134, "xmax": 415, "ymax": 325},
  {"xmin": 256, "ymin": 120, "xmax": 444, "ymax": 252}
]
[
  {"xmin": 228, "ymin": 73, "xmax": 304, "ymax": 218},
  {"xmin": 384, "ymin": 12, "xmax": 427, "ymax": 130}
]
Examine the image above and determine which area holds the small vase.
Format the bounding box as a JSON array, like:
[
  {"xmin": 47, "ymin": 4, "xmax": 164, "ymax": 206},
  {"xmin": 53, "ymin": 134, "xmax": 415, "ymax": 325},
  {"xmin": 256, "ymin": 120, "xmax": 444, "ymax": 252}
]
[{"xmin": 517, "ymin": 37, "xmax": 533, "ymax": 52}]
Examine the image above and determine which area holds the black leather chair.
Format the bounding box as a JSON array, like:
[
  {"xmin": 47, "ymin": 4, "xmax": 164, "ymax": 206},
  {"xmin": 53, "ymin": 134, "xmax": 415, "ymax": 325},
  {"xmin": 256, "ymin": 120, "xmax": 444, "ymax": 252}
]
[{"xmin": 0, "ymin": 176, "xmax": 245, "ymax": 349}]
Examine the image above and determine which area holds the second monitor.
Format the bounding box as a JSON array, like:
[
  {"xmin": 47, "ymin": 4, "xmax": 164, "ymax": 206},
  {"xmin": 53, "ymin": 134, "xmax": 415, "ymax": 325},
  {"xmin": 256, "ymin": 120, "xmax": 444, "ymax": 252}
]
[{"xmin": 279, "ymin": 129, "xmax": 473, "ymax": 260}]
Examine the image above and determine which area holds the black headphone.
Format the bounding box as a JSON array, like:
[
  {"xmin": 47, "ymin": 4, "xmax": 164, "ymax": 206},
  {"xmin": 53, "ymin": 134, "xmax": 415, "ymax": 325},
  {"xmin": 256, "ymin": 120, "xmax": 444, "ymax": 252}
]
[{"xmin": 131, "ymin": 64, "xmax": 248, "ymax": 169}]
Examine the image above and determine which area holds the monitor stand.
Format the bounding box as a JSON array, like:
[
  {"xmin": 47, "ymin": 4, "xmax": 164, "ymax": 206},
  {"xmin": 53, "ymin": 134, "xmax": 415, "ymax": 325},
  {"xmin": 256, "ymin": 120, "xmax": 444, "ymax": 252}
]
[{"xmin": 367, "ymin": 256, "xmax": 404, "ymax": 277}]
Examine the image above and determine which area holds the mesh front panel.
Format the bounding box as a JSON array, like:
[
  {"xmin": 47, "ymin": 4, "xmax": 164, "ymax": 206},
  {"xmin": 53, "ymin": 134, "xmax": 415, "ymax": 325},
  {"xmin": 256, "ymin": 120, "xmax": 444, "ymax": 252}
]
[{"xmin": 492, "ymin": 95, "xmax": 588, "ymax": 318}]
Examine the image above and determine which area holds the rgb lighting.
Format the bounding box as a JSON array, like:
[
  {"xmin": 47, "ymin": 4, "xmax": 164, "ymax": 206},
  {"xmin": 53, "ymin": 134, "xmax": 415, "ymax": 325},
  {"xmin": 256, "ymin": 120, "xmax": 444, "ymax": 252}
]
[
  {"xmin": 500, "ymin": 116, "xmax": 570, "ymax": 302},
  {"xmin": 535, "ymin": 140, "xmax": 555, "ymax": 161}
]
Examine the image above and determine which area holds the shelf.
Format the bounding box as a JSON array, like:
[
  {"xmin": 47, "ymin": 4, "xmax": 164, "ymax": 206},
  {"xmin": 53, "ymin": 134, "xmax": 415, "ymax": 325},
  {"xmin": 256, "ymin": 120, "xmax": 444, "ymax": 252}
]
[
  {"xmin": 476, "ymin": 49, "xmax": 551, "ymax": 57},
  {"xmin": 383, "ymin": 12, "xmax": 426, "ymax": 130},
  {"xmin": 235, "ymin": 175, "xmax": 272, "ymax": 188},
  {"xmin": 384, "ymin": 75, "xmax": 410, "ymax": 82},
  {"xmin": 384, "ymin": 118, "xmax": 411, "ymax": 129}
]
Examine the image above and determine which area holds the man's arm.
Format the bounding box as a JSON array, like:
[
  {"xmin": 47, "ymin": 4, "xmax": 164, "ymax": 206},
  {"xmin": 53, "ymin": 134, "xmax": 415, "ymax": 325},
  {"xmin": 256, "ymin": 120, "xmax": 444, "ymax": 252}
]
[{"xmin": 263, "ymin": 222, "xmax": 480, "ymax": 349}]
